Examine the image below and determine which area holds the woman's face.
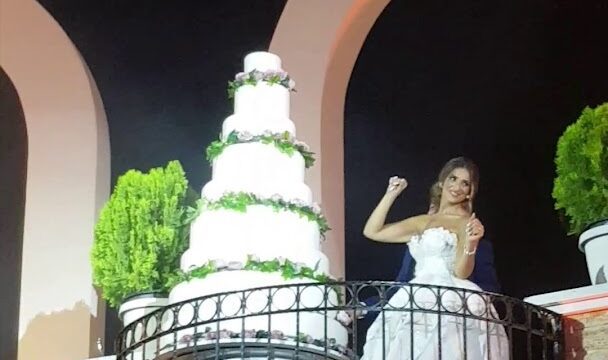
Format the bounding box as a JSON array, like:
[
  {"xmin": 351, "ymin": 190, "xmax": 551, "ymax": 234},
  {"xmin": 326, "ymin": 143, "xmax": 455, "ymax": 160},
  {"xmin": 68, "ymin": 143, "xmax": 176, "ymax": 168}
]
[{"xmin": 441, "ymin": 167, "xmax": 472, "ymax": 205}]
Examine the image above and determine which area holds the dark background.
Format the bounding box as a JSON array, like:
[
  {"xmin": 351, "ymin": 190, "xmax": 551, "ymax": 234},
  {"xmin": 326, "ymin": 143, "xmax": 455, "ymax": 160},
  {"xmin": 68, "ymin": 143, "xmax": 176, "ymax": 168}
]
[
  {"xmin": 2, "ymin": 0, "xmax": 606, "ymax": 355},
  {"xmin": 0, "ymin": 68, "xmax": 27, "ymax": 360}
]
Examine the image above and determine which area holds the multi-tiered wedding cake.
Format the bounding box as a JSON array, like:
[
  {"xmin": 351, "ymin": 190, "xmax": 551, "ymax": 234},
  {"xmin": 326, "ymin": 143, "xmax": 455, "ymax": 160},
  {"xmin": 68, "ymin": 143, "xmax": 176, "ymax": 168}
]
[{"xmin": 168, "ymin": 51, "xmax": 347, "ymax": 350}]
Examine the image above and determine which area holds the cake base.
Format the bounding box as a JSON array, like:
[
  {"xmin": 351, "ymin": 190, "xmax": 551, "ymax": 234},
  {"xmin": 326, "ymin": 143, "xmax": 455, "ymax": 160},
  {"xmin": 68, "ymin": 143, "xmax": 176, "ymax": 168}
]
[
  {"xmin": 155, "ymin": 340, "xmax": 350, "ymax": 359},
  {"xmin": 165, "ymin": 272, "xmax": 348, "ymax": 349}
]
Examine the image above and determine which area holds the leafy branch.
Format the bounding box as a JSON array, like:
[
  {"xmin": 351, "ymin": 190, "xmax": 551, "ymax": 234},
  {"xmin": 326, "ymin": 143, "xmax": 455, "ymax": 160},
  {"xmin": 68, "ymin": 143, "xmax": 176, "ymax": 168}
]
[{"xmin": 552, "ymin": 103, "xmax": 608, "ymax": 234}]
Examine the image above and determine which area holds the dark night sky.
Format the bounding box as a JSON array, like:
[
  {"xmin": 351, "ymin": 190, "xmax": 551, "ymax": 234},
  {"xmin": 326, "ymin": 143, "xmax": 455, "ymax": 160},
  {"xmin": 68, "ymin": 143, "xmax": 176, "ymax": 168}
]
[
  {"xmin": 345, "ymin": 0, "xmax": 608, "ymax": 299},
  {"xmin": 32, "ymin": 0, "xmax": 608, "ymax": 352}
]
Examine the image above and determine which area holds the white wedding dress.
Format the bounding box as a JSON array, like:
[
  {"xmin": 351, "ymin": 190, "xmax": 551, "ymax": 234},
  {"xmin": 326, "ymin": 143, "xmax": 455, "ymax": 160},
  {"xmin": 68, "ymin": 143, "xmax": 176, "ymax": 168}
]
[{"xmin": 362, "ymin": 227, "xmax": 509, "ymax": 360}]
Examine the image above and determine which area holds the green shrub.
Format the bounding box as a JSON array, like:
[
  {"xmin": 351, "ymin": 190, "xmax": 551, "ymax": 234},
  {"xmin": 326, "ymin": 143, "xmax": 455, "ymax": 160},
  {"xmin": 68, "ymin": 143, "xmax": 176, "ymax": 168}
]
[
  {"xmin": 552, "ymin": 103, "xmax": 608, "ymax": 235},
  {"xmin": 91, "ymin": 160, "xmax": 195, "ymax": 307}
]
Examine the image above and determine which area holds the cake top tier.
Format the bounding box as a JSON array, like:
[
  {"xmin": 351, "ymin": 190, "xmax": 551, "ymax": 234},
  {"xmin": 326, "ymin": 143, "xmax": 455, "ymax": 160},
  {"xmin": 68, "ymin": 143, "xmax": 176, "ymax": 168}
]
[{"xmin": 244, "ymin": 52, "xmax": 282, "ymax": 72}]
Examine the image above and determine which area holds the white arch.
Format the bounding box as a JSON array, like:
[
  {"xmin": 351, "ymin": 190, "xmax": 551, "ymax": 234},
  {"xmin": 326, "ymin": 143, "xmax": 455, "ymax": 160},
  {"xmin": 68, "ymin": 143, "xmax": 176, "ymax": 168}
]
[
  {"xmin": 270, "ymin": 0, "xmax": 391, "ymax": 278},
  {"xmin": 0, "ymin": 0, "xmax": 110, "ymax": 358}
]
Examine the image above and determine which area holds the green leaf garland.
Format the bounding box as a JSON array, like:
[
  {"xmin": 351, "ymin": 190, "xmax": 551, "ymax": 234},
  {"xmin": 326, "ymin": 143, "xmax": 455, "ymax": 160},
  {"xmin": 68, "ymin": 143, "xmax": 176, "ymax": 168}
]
[
  {"xmin": 168, "ymin": 255, "xmax": 332, "ymax": 291},
  {"xmin": 206, "ymin": 131, "xmax": 315, "ymax": 168},
  {"xmin": 227, "ymin": 69, "xmax": 295, "ymax": 99},
  {"xmin": 201, "ymin": 192, "xmax": 329, "ymax": 235}
]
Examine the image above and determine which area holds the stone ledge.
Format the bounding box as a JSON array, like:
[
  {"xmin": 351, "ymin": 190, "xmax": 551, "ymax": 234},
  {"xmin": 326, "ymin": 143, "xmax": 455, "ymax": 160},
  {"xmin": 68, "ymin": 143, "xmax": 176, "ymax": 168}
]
[
  {"xmin": 526, "ymin": 284, "xmax": 608, "ymax": 360},
  {"xmin": 525, "ymin": 284, "xmax": 608, "ymax": 315}
]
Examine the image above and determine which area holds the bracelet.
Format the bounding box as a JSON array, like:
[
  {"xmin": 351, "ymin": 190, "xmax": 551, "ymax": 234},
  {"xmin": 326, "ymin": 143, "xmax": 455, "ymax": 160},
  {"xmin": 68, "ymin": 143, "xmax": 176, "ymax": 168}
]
[{"xmin": 464, "ymin": 246, "xmax": 477, "ymax": 256}]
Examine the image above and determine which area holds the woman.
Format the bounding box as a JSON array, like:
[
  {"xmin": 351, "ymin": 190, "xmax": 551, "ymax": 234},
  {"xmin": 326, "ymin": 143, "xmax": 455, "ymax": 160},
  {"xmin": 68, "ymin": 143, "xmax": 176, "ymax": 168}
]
[{"xmin": 361, "ymin": 157, "xmax": 508, "ymax": 360}]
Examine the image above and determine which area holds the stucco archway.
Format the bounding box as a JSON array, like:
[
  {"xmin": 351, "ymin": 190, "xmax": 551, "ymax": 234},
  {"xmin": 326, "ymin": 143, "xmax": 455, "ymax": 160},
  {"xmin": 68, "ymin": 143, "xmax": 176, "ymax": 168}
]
[
  {"xmin": 0, "ymin": 0, "xmax": 110, "ymax": 358},
  {"xmin": 270, "ymin": 0, "xmax": 391, "ymax": 278}
]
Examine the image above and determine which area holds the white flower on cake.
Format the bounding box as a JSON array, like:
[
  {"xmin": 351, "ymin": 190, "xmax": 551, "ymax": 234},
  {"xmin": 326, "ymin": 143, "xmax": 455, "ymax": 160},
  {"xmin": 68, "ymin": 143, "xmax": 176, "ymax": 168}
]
[
  {"xmin": 227, "ymin": 261, "xmax": 243, "ymax": 270},
  {"xmin": 291, "ymin": 198, "xmax": 306, "ymax": 207},
  {"xmin": 294, "ymin": 140, "xmax": 310, "ymax": 151},
  {"xmin": 235, "ymin": 72, "xmax": 247, "ymax": 81},
  {"xmin": 270, "ymin": 194, "xmax": 282, "ymax": 202},
  {"xmin": 335, "ymin": 311, "xmax": 353, "ymax": 326},
  {"xmin": 252, "ymin": 71, "xmax": 264, "ymax": 81},
  {"xmin": 213, "ymin": 259, "xmax": 227, "ymax": 269},
  {"xmin": 237, "ymin": 131, "xmax": 254, "ymax": 141},
  {"xmin": 311, "ymin": 203, "xmax": 322, "ymax": 215}
]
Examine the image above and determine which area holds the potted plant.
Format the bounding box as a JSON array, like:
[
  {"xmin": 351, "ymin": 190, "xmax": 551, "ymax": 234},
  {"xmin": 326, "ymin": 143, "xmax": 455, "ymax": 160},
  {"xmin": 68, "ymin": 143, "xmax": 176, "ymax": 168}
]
[
  {"xmin": 91, "ymin": 160, "xmax": 197, "ymax": 325},
  {"xmin": 552, "ymin": 102, "xmax": 608, "ymax": 285}
]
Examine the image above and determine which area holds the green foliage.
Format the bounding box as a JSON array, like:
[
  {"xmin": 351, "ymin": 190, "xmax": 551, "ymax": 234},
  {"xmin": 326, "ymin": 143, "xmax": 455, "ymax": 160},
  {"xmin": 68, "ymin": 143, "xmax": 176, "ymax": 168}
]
[
  {"xmin": 205, "ymin": 131, "xmax": 315, "ymax": 168},
  {"xmin": 167, "ymin": 255, "xmax": 331, "ymax": 288},
  {"xmin": 91, "ymin": 161, "xmax": 197, "ymax": 307},
  {"xmin": 552, "ymin": 103, "xmax": 608, "ymax": 235},
  {"xmin": 202, "ymin": 192, "xmax": 330, "ymax": 236}
]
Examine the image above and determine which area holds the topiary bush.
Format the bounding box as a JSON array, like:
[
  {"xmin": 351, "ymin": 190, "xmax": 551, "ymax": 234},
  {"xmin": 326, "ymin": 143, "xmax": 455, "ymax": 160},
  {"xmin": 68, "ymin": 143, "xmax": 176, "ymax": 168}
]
[
  {"xmin": 91, "ymin": 160, "xmax": 197, "ymax": 307},
  {"xmin": 552, "ymin": 102, "xmax": 608, "ymax": 235}
]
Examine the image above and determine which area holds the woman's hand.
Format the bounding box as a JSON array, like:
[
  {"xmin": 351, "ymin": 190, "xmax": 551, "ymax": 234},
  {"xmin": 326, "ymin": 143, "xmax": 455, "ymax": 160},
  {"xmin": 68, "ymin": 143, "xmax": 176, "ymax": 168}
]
[
  {"xmin": 465, "ymin": 213, "xmax": 484, "ymax": 246},
  {"xmin": 386, "ymin": 176, "xmax": 408, "ymax": 198}
]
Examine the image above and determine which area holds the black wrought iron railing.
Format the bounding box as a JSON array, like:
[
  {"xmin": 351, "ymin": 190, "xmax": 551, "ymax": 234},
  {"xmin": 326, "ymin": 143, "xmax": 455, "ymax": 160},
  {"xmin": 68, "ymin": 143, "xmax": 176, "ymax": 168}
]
[{"xmin": 115, "ymin": 281, "xmax": 563, "ymax": 359}]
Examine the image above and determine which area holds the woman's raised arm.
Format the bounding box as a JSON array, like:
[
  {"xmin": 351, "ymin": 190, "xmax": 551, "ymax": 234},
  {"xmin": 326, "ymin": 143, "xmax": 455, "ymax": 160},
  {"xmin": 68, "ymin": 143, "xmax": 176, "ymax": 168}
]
[{"xmin": 363, "ymin": 176, "xmax": 425, "ymax": 243}]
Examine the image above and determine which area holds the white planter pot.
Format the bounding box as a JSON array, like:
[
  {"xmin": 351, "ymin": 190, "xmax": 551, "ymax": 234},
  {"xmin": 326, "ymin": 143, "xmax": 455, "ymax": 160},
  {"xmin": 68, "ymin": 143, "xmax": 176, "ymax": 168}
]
[
  {"xmin": 579, "ymin": 220, "xmax": 608, "ymax": 285},
  {"xmin": 118, "ymin": 292, "xmax": 168, "ymax": 327},
  {"xmin": 118, "ymin": 293, "xmax": 169, "ymax": 360}
]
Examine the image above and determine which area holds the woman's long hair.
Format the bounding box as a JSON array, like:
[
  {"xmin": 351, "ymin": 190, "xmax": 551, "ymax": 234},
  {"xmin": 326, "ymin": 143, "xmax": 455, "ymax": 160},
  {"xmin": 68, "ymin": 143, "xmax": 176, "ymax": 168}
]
[{"xmin": 429, "ymin": 157, "xmax": 480, "ymax": 213}]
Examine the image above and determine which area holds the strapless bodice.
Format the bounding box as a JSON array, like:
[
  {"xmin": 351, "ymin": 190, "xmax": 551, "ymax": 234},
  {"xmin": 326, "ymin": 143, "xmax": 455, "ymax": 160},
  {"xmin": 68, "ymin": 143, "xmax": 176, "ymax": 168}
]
[{"xmin": 408, "ymin": 227, "xmax": 458, "ymax": 277}]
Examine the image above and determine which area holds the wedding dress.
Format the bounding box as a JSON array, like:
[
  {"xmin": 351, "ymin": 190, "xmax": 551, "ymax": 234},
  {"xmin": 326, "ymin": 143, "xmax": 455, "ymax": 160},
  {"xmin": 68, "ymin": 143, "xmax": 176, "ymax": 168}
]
[{"xmin": 362, "ymin": 227, "xmax": 509, "ymax": 360}]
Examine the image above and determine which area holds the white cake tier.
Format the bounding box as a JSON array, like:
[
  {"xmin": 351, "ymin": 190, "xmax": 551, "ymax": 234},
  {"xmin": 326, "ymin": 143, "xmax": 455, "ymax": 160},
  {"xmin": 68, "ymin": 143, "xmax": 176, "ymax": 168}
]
[
  {"xmin": 221, "ymin": 114, "xmax": 296, "ymax": 140},
  {"xmin": 212, "ymin": 142, "xmax": 305, "ymax": 184},
  {"xmin": 168, "ymin": 272, "xmax": 348, "ymax": 347},
  {"xmin": 244, "ymin": 51, "xmax": 282, "ymax": 72},
  {"xmin": 234, "ymin": 83, "xmax": 289, "ymax": 120},
  {"xmin": 182, "ymin": 206, "xmax": 325, "ymax": 272},
  {"xmin": 202, "ymin": 179, "xmax": 312, "ymax": 205}
]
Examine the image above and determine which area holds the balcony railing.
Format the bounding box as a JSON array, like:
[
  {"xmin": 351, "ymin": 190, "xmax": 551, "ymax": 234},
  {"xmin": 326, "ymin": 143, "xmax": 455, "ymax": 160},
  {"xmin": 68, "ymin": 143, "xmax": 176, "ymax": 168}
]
[{"xmin": 115, "ymin": 281, "xmax": 563, "ymax": 359}]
